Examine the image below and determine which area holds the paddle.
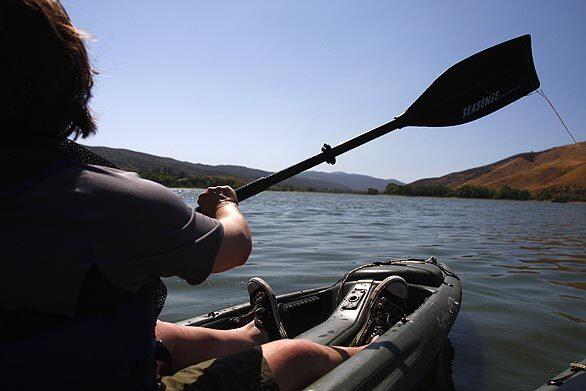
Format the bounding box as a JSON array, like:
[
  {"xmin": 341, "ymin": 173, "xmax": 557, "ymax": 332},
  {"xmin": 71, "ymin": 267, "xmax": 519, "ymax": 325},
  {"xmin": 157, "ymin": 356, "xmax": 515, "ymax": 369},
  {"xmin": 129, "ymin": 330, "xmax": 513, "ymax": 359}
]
[{"xmin": 233, "ymin": 34, "xmax": 541, "ymax": 202}]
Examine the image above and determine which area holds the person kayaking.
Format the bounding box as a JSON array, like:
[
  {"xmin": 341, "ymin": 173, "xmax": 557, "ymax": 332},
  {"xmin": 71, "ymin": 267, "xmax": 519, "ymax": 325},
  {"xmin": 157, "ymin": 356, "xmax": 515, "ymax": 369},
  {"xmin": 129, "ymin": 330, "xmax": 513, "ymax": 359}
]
[{"xmin": 0, "ymin": 1, "xmax": 408, "ymax": 390}]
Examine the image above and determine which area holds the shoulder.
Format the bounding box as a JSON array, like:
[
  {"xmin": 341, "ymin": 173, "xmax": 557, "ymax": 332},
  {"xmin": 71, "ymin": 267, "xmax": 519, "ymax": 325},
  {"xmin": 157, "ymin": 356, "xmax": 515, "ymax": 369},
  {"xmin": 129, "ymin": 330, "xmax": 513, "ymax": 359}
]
[
  {"xmin": 78, "ymin": 165, "xmax": 175, "ymax": 200},
  {"xmin": 77, "ymin": 165, "xmax": 193, "ymax": 223}
]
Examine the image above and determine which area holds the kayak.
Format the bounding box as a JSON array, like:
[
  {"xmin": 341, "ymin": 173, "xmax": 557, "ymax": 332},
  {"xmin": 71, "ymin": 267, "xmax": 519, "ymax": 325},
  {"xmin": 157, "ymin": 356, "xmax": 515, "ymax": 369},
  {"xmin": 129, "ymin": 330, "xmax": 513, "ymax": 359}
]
[
  {"xmin": 535, "ymin": 359, "xmax": 586, "ymax": 391},
  {"xmin": 176, "ymin": 257, "xmax": 462, "ymax": 391}
]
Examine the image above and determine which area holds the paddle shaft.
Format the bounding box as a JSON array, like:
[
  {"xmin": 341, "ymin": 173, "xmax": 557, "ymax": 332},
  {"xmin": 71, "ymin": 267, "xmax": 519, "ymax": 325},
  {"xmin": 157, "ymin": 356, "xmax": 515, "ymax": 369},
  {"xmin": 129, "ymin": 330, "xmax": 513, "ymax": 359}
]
[
  {"xmin": 214, "ymin": 36, "xmax": 541, "ymax": 203},
  {"xmin": 235, "ymin": 117, "xmax": 405, "ymax": 202}
]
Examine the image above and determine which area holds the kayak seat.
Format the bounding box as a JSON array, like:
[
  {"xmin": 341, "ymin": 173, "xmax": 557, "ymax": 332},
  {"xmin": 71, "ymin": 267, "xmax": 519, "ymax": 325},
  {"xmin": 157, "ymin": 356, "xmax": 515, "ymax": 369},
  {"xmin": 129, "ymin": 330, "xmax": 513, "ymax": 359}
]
[
  {"xmin": 294, "ymin": 280, "xmax": 375, "ymax": 346},
  {"xmin": 351, "ymin": 262, "xmax": 444, "ymax": 287}
]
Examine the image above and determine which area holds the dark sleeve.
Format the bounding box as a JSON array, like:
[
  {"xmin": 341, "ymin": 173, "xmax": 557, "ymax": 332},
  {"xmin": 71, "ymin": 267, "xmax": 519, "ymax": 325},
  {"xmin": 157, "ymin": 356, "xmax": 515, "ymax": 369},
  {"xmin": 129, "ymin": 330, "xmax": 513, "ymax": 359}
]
[
  {"xmin": 91, "ymin": 168, "xmax": 224, "ymax": 290},
  {"xmin": 155, "ymin": 208, "xmax": 224, "ymax": 284}
]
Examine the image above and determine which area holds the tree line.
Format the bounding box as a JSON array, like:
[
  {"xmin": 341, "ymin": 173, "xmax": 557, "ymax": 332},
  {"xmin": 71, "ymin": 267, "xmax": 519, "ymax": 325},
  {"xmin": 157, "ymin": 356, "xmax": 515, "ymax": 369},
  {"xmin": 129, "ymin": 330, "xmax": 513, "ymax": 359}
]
[
  {"xmin": 138, "ymin": 167, "xmax": 584, "ymax": 202},
  {"xmin": 139, "ymin": 170, "xmax": 247, "ymax": 189},
  {"xmin": 138, "ymin": 169, "xmax": 345, "ymax": 193},
  {"xmin": 383, "ymin": 183, "xmax": 585, "ymax": 202}
]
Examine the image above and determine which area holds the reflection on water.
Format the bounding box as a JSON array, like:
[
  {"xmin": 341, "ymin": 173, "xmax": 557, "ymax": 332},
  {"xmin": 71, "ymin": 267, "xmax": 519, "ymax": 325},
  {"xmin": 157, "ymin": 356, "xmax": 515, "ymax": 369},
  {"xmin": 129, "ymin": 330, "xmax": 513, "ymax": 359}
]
[
  {"xmin": 553, "ymin": 312, "xmax": 584, "ymax": 324},
  {"xmin": 162, "ymin": 190, "xmax": 586, "ymax": 390},
  {"xmin": 414, "ymin": 340, "xmax": 456, "ymax": 391}
]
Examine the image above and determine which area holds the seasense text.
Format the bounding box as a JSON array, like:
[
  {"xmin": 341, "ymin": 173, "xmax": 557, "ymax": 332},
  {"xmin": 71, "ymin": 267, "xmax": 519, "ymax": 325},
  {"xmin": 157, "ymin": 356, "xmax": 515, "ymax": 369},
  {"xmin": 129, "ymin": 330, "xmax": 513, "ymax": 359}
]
[{"xmin": 462, "ymin": 91, "xmax": 500, "ymax": 119}]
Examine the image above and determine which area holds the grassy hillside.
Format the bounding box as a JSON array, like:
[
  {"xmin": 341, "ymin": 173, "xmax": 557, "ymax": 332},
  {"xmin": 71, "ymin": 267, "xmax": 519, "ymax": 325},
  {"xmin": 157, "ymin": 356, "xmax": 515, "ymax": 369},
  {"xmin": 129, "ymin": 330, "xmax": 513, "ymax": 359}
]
[{"xmin": 412, "ymin": 142, "xmax": 585, "ymax": 195}]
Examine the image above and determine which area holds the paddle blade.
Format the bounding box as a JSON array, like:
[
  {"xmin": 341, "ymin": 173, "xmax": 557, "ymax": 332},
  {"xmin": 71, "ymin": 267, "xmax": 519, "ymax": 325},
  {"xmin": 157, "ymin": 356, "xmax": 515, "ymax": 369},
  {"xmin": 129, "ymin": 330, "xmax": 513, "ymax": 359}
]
[{"xmin": 400, "ymin": 34, "xmax": 540, "ymax": 127}]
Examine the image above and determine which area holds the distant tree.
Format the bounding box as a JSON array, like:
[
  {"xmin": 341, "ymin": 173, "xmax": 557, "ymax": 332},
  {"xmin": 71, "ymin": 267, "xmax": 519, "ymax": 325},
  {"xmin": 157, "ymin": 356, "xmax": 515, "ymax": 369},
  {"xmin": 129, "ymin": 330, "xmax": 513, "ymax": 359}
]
[
  {"xmin": 535, "ymin": 186, "xmax": 585, "ymax": 202},
  {"xmin": 367, "ymin": 188, "xmax": 379, "ymax": 195},
  {"xmin": 454, "ymin": 185, "xmax": 494, "ymax": 199},
  {"xmin": 384, "ymin": 183, "xmax": 450, "ymax": 197},
  {"xmin": 384, "ymin": 183, "xmax": 402, "ymax": 195},
  {"xmin": 407, "ymin": 184, "xmax": 450, "ymax": 197},
  {"xmin": 494, "ymin": 186, "xmax": 532, "ymax": 200},
  {"xmin": 495, "ymin": 186, "xmax": 513, "ymax": 199},
  {"xmin": 518, "ymin": 189, "xmax": 531, "ymax": 200}
]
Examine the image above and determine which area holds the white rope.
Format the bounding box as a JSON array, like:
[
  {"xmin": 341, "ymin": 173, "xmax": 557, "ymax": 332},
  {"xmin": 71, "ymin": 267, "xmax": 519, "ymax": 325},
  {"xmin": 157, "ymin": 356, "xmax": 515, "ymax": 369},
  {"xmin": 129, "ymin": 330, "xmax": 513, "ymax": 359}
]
[{"xmin": 535, "ymin": 89, "xmax": 579, "ymax": 149}]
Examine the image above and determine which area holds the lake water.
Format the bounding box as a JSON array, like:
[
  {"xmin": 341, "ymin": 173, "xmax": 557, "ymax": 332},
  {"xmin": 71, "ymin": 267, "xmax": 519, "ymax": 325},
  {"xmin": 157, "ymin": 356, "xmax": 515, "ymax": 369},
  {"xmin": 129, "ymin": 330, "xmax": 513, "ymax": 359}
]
[{"xmin": 161, "ymin": 190, "xmax": 585, "ymax": 390}]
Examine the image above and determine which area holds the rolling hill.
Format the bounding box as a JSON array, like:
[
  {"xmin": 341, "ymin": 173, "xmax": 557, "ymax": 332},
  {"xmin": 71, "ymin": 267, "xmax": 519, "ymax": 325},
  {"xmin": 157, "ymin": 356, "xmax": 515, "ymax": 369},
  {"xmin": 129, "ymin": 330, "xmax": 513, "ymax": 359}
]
[
  {"xmin": 86, "ymin": 146, "xmax": 402, "ymax": 192},
  {"xmin": 411, "ymin": 142, "xmax": 585, "ymax": 193},
  {"xmin": 298, "ymin": 171, "xmax": 403, "ymax": 191}
]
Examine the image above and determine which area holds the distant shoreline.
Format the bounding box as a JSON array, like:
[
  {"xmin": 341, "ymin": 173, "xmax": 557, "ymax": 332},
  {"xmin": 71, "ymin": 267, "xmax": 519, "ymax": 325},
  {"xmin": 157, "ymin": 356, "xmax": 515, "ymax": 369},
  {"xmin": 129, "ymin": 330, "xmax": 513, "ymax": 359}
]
[
  {"xmin": 168, "ymin": 184, "xmax": 584, "ymax": 203},
  {"xmin": 137, "ymin": 165, "xmax": 584, "ymax": 203},
  {"xmin": 88, "ymin": 142, "xmax": 585, "ymax": 203}
]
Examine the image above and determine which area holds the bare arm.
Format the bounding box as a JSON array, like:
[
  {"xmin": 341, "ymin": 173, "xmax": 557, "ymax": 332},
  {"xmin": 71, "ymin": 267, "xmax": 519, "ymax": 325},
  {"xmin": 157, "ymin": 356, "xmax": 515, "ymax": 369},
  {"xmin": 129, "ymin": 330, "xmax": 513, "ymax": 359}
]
[{"xmin": 198, "ymin": 186, "xmax": 252, "ymax": 273}]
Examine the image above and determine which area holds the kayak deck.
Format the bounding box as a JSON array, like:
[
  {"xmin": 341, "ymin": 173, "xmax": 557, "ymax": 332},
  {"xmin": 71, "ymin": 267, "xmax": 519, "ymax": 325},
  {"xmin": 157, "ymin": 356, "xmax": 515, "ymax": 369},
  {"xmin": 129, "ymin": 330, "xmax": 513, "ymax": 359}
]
[{"xmin": 176, "ymin": 257, "xmax": 462, "ymax": 390}]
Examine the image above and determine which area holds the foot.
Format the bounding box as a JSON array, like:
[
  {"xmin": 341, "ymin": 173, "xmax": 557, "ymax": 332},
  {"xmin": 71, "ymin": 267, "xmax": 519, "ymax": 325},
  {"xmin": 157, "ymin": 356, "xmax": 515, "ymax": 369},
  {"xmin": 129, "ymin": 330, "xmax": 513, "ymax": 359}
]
[
  {"xmin": 245, "ymin": 277, "xmax": 288, "ymax": 341},
  {"xmin": 351, "ymin": 275, "xmax": 408, "ymax": 346}
]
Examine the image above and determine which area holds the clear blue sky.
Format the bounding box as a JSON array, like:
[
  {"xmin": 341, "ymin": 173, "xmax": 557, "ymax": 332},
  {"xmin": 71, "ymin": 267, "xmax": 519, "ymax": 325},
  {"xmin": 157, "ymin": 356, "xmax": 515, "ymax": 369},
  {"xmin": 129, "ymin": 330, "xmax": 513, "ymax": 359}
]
[{"xmin": 68, "ymin": 1, "xmax": 585, "ymax": 183}]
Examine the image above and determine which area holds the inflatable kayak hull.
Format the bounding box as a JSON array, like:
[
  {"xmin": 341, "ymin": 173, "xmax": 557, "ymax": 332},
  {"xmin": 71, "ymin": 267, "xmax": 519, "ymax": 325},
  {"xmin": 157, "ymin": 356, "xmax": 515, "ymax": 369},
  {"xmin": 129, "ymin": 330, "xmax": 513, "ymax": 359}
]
[{"xmin": 176, "ymin": 257, "xmax": 462, "ymax": 390}]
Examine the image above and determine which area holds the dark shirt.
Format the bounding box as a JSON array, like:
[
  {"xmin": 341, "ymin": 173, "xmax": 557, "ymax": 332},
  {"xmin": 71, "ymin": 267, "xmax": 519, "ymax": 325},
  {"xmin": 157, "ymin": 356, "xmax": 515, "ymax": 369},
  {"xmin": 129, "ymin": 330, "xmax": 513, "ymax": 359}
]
[
  {"xmin": 1, "ymin": 164, "xmax": 222, "ymax": 314},
  {"xmin": 0, "ymin": 163, "xmax": 223, "ymax": 388}
]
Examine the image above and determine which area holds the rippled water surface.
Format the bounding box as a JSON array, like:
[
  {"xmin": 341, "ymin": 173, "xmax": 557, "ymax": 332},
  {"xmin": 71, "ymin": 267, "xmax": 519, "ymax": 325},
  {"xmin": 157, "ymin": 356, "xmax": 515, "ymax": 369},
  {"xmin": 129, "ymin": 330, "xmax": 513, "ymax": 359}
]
[{"xmin": 161, "ymin": 190, "xmax": 585, "ymax": 390}]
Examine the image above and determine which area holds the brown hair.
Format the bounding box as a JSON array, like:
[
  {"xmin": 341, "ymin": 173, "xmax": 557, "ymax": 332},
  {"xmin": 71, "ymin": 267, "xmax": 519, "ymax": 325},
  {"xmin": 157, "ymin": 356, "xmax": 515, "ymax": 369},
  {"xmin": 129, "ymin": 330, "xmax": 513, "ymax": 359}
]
[{"xmin": 0, "ymin": 0, "xmax": 96, "ymax": 140}]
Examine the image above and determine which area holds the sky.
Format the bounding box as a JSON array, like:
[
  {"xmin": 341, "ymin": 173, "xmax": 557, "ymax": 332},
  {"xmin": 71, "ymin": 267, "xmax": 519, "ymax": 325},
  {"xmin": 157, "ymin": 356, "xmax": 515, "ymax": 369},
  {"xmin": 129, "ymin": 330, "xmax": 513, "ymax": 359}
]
[{"xmin": 67, "ymin": 1, "xmax": 585, "ymax": 183}]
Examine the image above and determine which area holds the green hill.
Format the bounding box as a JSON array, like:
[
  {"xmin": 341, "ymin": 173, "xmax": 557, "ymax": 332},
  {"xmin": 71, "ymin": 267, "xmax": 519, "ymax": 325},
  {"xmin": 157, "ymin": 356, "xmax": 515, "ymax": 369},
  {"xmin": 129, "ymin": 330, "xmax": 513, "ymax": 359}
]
[{"xmin": 86, "ymin": 146, "xmax": 401, "ymax": 192}]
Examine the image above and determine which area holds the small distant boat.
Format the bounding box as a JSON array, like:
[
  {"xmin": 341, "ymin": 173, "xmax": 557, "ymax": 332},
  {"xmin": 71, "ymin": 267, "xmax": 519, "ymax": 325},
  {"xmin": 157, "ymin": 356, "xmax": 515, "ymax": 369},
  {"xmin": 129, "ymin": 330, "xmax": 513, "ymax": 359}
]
[{"xmin": 176, "ymin": 257, "xmax": 462, "ymax": 390}]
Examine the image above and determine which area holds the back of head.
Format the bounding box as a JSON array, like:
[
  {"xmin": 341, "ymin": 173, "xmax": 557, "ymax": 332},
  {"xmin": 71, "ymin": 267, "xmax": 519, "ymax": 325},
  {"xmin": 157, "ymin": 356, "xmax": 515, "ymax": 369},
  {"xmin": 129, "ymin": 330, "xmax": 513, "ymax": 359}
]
[{"xmin": 0, "ymin": 0, "xmax": 96, "ymax": 141}]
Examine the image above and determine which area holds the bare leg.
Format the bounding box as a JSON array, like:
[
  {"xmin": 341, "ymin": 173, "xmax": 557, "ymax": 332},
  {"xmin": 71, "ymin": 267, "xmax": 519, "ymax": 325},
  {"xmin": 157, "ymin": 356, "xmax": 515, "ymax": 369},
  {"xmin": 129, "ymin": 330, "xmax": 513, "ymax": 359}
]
[
  {"xmin": 156, "ymin": 320, "xmax": 268, "ymax": 371},
  {"xmin": 260, "ymin": 339, "xmax": 365, "ymax": 391},
  {"xmin": 157, "ymin": 321, "xmax": 368, "ymax": 390}
]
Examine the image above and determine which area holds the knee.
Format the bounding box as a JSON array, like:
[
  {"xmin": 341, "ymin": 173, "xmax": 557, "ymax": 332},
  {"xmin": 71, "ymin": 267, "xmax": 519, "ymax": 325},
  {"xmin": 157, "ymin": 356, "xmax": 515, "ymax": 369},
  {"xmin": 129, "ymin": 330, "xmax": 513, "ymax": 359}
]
[
  {"xmin": 291, "ymin": 339, "xmax": 318, "ymax": 352},
  {"xmin": 277, "ymin": 339, "xmax": 324, "ymax": 360}
]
